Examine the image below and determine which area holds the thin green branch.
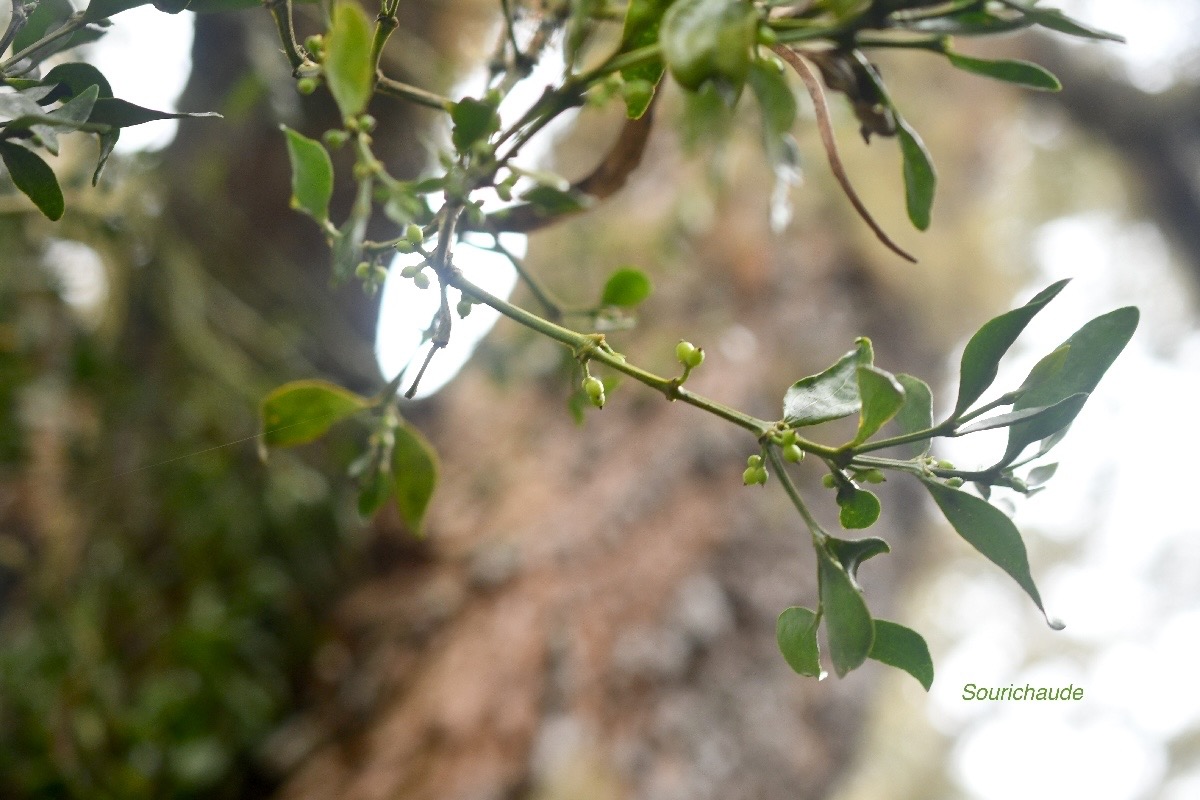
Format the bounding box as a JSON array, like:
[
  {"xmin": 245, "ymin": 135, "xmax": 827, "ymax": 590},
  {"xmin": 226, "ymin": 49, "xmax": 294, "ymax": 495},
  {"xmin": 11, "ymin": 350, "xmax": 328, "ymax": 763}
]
[
  {"xmin": 767, "ymin": 445, "xmax": 828, "ymax": 542},
  {"xmin": 375, "ymin": 74, "xmax": 453, "ymax": 111},
  {"xmin": 263, "ymin": 0, "xmax": 313, "ymax": 75},
  {"xmin": 0, "ymin": 9, "xmax": 83, "ymax": 73},
  {"xmin": 488, "ymin": 233, "xmax": 563, "ymax": 321},
  {"xmin": 370, "ymin": 0, "xmax": 399, "ymax": 78}
]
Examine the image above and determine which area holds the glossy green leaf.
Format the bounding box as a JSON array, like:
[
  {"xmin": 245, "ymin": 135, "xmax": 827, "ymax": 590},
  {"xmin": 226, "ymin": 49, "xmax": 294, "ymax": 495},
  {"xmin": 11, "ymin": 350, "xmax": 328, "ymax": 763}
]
[
  {"xmin": 601, "ymin": 267, "xmax": 653, "ymax": 307},
  {"xmin": 87, "ymin": 98, "xmax": 221, "ymax": 128},
  {"xmin": 945, "ymin": 52, "xmax": 1060, "ymax": 91},
  {"xmin": 325, "ymin": 1, "xmax": 375, "ymax": 120},
  {"xmin": 825, "ymin": 536, "xmax": 890, "ymax": 586},
  {"xmin": 83, "ymin": 0, "xmax": 153, "ymax": 21},
  {"xmin": 1026, "ymin": 463, "xmax": 1058, "ymax": 488},
  {"xmin": 450, "ymin": 97, "xmax": 500, "ymax": 152},
  {"xmin": 909, "ymin": 10, "xmax": 1030, "ymax": 36},
  {"xmin": 748, "ymin": 59, "xmax": 796, "ymax": 138},
  {"xmin": 818, "ymin": 547, "xmax": 874, "ymax": 677},
  {"xmin": 837, "ymin": 485, "xmax": 881, "ymax": 530},
  {"xmin": 783, "ymin": 338, "xmax": 873, "ymax": 427},
  {"xmin": 1003, "ymin": 307, "xmax": 1138, "ymax": 464},
  {"xmin": 896, "ymin": 118, "xmax": 936, "ymax": 230},
  {"xmin": 955, "ymin": 392, "xmax": 1087, "ymax": 437},
  {"xmin": 953, "ymin": 279, "xmax": 1069, "ymax": 416},
  {"xmin": 776, "ymin": 606, "xmax": 822, "ymax": 677},
  {"xmin": 922, "ymin": 478, "xmax": 1059, "ymax": 627},
  {"xmin": 0, "ymin": 143, "xmax": 65, "ymax": 220},
  {"xmin": 869, "ymin": 619, "xmax": 933, "ymax": 691},
  {"xmin": 1023, "ymin": 6, "xmax": 1124, "ymax": 43},
  {"xmin": 391, "ymin": 423, "xmax": 438, "ymax": 535},
  {"xmin": 282, "ymin": 126, "xmax": 334, "ymax": 222},
  {"xmin": 893, "ymin": 374, "xmax": 934, "ymax": 457},
  {"xmin": 260, "ymin": 379, "xmax": 370, "ymax": 448},
  {"xmin": 1, "ymin": 85, "xmax": 100, "ymax": 157},
  {"xmin": 0, "ymin": 91, "xmax": 46, "ymax": 124},
  {"xmin": 619, "ymin": 0, "xmax": 672, "ymax": 118},
  {"xmin": 853, "ymin": 365, "xmax": 905, "ymax": 445},
  {"xmin": 660, "ymin": 0, "xmax": 757, "ymax": 92}
]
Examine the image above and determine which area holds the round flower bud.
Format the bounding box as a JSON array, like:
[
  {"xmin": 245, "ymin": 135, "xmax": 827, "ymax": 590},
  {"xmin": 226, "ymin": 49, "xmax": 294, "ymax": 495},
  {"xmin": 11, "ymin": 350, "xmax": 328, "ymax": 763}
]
[
  {"xmin": 743, "ymin": 466, "xmax": 759, "ymax": 486},
  {"xmin": 822, "ymin": 473, "xmax": 837, "ymax": 489},
  {"xmin": 945, "ymin": 477, "xmax": 965, "ymax": 488},
  {"xmin": 296, "ymin": 77, "xmax": 318, "ymax": 96},
  {"xmin": 583, "ymin": 376, "xmax": 606, "ymax": 408},
  {"xmin": 323, "ymin": 129, "xmax": 349, "ymax": 149},
  {"xmin": 782, "ymin": 444, "xmax": 804, "ymax": 463},
  {"xmin": 413, "ymin": 272, "xmax": 431, "ymax": 290},
  {"xmin": 675, "ymin": 340, "xmax": 698, "ymax": 366},
  {"xmin": 405, "ymin": 224, "xmax": 424, "ymax": 246},
  {"xmin": 747, "ymin": 454, "xmax": 763, "ymax": 468}
]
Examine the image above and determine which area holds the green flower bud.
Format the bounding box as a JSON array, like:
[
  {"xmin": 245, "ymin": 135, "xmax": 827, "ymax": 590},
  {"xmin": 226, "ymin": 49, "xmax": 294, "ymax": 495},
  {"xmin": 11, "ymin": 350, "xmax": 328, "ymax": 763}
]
[
  {"xmin": 937, "ymin": 460, "xmax": 955, "ymax": 470},
  {"xmin": 457, "ymin": 298, "xmax": 473, "ymax": 318},
  {"xmin": 757, "ymin": 26, "xmax": 778, "ymax": 46},
  {"xmin": 676, "ymin": 340, "xmax": 697, "ymax": 365},
  {"xmin": 782, "ymin": 444, "xmax": 804, "ymax": 463},
  {"xmin": 780, "ymin": 429, "xmax": 797, "ymax": 447},
  {"xmin": 583, "ymin": 376, "xmax": 606, "ymax": 408},
  {"xmin": 304, "ymin": 34, "xmax": 324, "ymax": 57},
  {"xmin": 354, "ymin": 261, "xmax": 371, "ymax": 279},
  {"xmin": 358, "ymin": 114, "xmax": 377, "ymax": 133},
  {"xmin": 405, "ymin": 224, "xmax": 424, "ymax": 246},
  {"xmin": 747, "ymin": 454, "xmax": 762, "ymax": 468},
  {"xmin": 822, "ymin": 473, "xmax": 837, "ymax": 489},
  {"xmin": 859, "ymin": 468, "xmax": 885, "ymax": 484},
  {"xmin": 413, "ymin": 272, "xmax": 431, "ymax": 290},
  {"xmin": 323, "ymin": 129, "xmax": 349, "ymax": 149},
  {"xmin": 742, "ymin": 466, "xmax": 759, "ymax": 485},
  {"xmin": 296, "ymin": 77, "xmax": 318, "ymax": 96},
  {"xmin": 945, "ymin": 477, "xmax": 964, "ymax": 488}
]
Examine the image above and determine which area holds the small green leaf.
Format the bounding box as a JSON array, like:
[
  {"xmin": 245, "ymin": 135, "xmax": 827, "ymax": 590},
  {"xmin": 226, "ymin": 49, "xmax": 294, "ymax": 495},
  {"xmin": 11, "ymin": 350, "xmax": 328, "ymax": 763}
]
[
  {"xmin": 282, "ymin": 126, "xmax": 334, "ymax": 222},
  {"xmin": 1002, "ymin": 307, "xmax": 1139, "ymax": 465},
  {"xmin": 325, "ymin": 1, "xmax": 375, "ymax": 120},
  {"xmin": 18, "ymin": 0, "xmax": 76, "ymax": 48},
  {"xmin": 518, "ymin": 184, "xmax": 590, "ymax": 216},
  {"xmin": 869, "ymin": 620, "xmax": 934, "ymax": 691},
  {"xmin": 0, "ymin": 143, "xmax": 65, "ymax": 220},
  {"xmin": 818, "ymin": 547, "xmax": 874, "ymax": 677},
  {"xmin": 837, "ymin": 485, "xmax": 881, "ymax": 530},
  {"xmin": 1026, "ymin": 463, "xmax": 1058, "ymax": 488},
  {"xmin": 660, "ymin": 0, "xmax": 757, "ymax": 92},
  {"xmin": 852, "ymin": 365, "xmax": 905, "ymax": 445},
  {"xmin": 922, "ymin": 478, "xmax": 1059, "ymax": 627},
  {"xmin": 357, "ymin": 466, "xmax": 392, "ymax": 518},
  {"xmin": 1023, "ymin": 6, "xmax": 1124, "ymax": 43},
  {"xmin": 601, "ymin": 267, "xmax": 653, "ymax": 307},
  {"xmin": 391, "ymin": 423, "xmax": 438, "ymax": 535},
  {"xmin": 955, "ymin": 393, "xmax": 1087, "ymax": 437},
  {"xmin": 776, "ymin": 606, "xmax": 822, "ymax": 677},
  {"xmin": 945, "ymin": 51, "xmax": 1061, "ymax": 91},
  {"xmin": 619, "ymin": 0, "xmax": 672, "ymax": 118},
  {"xmin": 783, "ymin": 338, "xmax": 873, "ymax": 427},
  {"xmin": 954, "ymin": 279, "xmax": 1070, "ymax": 416},
  {"xmin": 893, "ymin": 374, "xmax": 934, "ymax": 457},
  {"xmin": 450, "ymin": 97, "xmax": 500, "ymax": 152},
  {"xmin": 260, "ymin": 379, "xmax": 370, "ymax": 448},
  {"xmin": 909, "ymin": 9, "xmax": 1030, "ymax": 36},
  {"xmin": 825, "ymin": 536, "xmax": 890, "ymax": 586},
  {"xmin": 896, "ymin": 119, "xmax": 936, "ymax": 230},
  {"xmin": 748, "ymin": 59, "xmax": 796, "ymax": 138},
  {"xmin": 87, "ymin": 98, "xmax": 221, "ymax": 128}
]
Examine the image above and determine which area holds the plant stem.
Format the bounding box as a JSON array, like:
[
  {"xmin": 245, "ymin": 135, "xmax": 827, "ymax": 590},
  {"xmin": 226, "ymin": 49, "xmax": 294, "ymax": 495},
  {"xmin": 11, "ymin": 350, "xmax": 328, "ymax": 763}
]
[
  {"xmin": 376, "ymin": 75, "xmax": 453, "ymax": 111},
  {"xmin": 262, "ymin": 0, "xmax": 312, "ymax": 75},
  {"xmin": 370, "ymin": 1, "xmax": 399, "ymax": 78},
  {"xmin": 0, "ymin": 9, "xmax": 82, "ymax": 73},
  {"xmin": 767, "ymin": 446, "xmax": 828, "ymax": 542},
  {"xmin": 447, "ymin": 271, "xmax": 774, "ymax": 438},
  {"xmin": 849, "ymin": 421, "xmax": 952, "ymax": 454}
]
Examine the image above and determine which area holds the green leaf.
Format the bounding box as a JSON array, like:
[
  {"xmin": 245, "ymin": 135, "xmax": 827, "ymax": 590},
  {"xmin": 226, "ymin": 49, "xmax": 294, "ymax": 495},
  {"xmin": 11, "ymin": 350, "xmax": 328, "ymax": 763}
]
[
  {"xmin": 42, "ymin": 63, "xmax": 115, "ymax": 102},
  {"xmin": 852, "ymin": 364, "xmax": 905, "ymax": 445},
  {"xmin": 748, "ymin": 59, "xmax": 796, "ymax": 138},
  {"xmin": 953, "ymin": 279, "xmax": 1069, "ymax": 416},
  {"xmin": 945, "ymin": 51, "xmax": 1060, "ymax": 91},
  {"xmin": 82, "ymin": 0, "xmax": 153, "ymax": 22},
  {"xmin": 783, "ymin": 338, "xmax": 873, "ymax": 427},
  {"xmin": 922, "ymin": 478, "xmax": 1060, "ymax": 628},
  {"xmin": 909, "ymin": 9, "xmax": 1030, "ymax": 36},
  {"xmin": 619, "ymin": 0, "xmax": 672, "ymax": 118},
  {"xmin": 817, "ymin": 547, "xmax": 874, "ymax": 677},
  {"xmin": 450, "ymin": 97, "xmax": 500, "ymax": 152},
  {"xmin": 869, "ymin": 620, "xmax": 933, "ymax": 691},
  {"xmin": 152, "ymin": 0, "xmax": 192, "ymax": 12},
  {"xmin": 825, "ymin": 536, "xmax": 890, "ymax": 586},
  {"xmin": 324, "ymin": 1, "xmax": 375, "ymax": 120},
  {"xmin": 896, "ymin": 118, "xmax": 936, "ymax": 230},
  {"xmin": 776, "ymin": 607, "xmax": 822, "ymax": 677},
  {"xmin": 282, "ymin": 126, "xmax": 334, "ymax": 222},
  {"xmin": 1023, "ymin": 6, "xmax": 1124, "ymax": 43},
  {"xmin": 391, "ymin": 423, "xmax": 438, "ymax": 535},
  {"xmin": 660, "ymin": 0, "xmax": 757, "ymax": 92},
  {"xmin": 600, "ymin": 267, "xmax": 653, "ymax": 307},
  {"xmin": 1002, "ymin": 307, "xmax": 1138, "ymax": 465},
  {"xmin": 357, "ymin": 466, "xmax": 392, "ymax": 518},
  {"xmin": 260, "ymin": 379, "xmax": 370, "ymax": 448},
  {"xmin": 87, "ymin": 98, "xmax": 221, "ymax": 128},
  {"xmin": 893, "ymin": 374, "xmax": 934, "ymax": 457},
  {"xmin": 1026, "ymin": 463, "xmax": 1058, "ymax": 488},
  {"xmin": 20, "ymin": 0, "xmax": 76, "ymax": 46},
  {"xmin": 518, "ymin": 184, "xmax": 590, "ymax": 216},
  {"xmin": 837, "ymin": 485, "xmax": 881, "ymax": 529},
  {"xmin": 0, "ymin": 143, "xmax": 65, "ymax": 220},
  {"xmin": 955, "ymin": 393, "xmax": 1087, "ymax": 436}
]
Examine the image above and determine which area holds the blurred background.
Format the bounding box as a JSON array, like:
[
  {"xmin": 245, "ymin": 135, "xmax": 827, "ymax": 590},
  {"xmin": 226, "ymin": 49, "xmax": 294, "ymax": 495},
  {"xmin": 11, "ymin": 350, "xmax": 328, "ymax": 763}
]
[{"xmin": 2, "ymin": 2, "xmax": 1198, "ymax": 798}]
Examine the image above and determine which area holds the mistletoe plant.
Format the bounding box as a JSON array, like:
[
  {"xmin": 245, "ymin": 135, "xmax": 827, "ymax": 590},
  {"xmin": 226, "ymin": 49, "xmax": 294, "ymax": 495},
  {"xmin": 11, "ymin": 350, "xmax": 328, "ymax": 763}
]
[{"xmin": 1, "ymin": 0, "xmax": 1137, "ymax": 688}]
